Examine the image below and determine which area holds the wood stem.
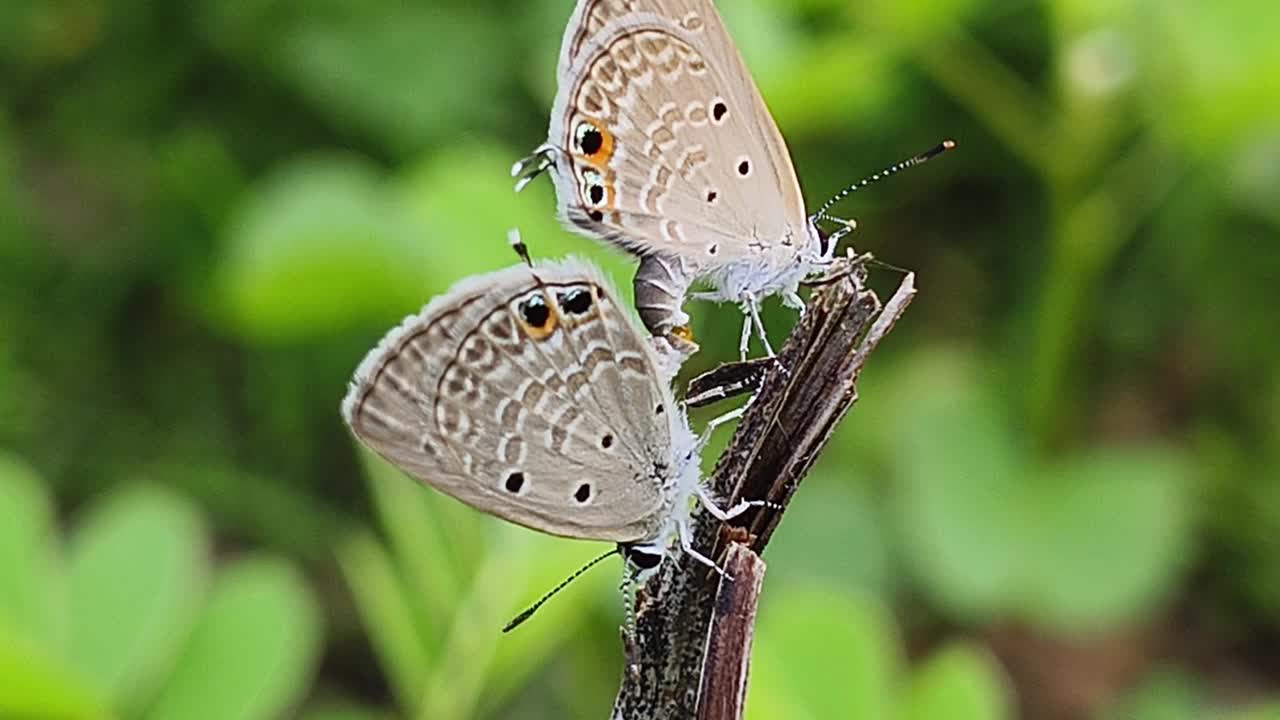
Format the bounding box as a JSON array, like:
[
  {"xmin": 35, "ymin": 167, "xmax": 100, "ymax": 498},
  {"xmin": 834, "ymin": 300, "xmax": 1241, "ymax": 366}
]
[{"xmin": 611, "ymin": 256, "xmax": 917, "ymax": 719}]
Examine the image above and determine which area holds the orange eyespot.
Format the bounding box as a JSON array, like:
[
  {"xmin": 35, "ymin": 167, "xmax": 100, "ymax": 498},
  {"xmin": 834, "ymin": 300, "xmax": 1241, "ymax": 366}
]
[
  {"xmin": 574, "ymin": 118, "xmax": 615, "ymax": 167},
  {"xmin": 514, "ymin": 292, "xmax": 558, "ymax": 340},
  {"xmin": 672, "ymin": 324, "xmax": 696, "ymax": 343},
  {"xmin": 581, "ymin": 168, "xmax": 617, "ymax": 211}
]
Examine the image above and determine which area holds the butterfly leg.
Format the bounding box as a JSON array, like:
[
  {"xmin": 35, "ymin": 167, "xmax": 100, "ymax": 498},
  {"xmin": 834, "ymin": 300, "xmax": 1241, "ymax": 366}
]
[
  {"xmin": 694, "ymin": 405, "xmax": 747, "ymax": 452},
  {"xmin": 737, "ymin": 311, "xmax": 753, "ymax": 361},
  {"xmin": 740, "ymin": 291, "xmax": 776, "ymax": 358},
  {"xmin": 676, "ymin": 517, "xmax": 732, "ymax": 580},
  {"xmin": 511, "ymin": 145, "xmax": 558, "ymax": 192},
  {"xmin": 694, "ymin": 484, "xmax": 781, "ymax": 522}
]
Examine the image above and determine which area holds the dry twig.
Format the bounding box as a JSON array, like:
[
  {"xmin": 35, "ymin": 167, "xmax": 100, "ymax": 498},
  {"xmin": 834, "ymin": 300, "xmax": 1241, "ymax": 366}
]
[{"xmin": 612, "ymin": 256, "xmax": 917, "ymax": 719}]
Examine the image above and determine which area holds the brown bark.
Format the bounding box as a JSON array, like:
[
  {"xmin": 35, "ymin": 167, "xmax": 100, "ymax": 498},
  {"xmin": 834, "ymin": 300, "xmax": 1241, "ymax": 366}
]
[{"xmin": 612, "ymin": 257, "xmax": 916, "ymax": 719}]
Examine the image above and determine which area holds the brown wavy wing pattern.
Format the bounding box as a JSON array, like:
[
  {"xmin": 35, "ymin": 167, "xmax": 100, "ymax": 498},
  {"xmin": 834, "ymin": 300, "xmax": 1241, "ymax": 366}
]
[{"xmin": 342, "ymin": 259, "xmax": 677, "ymax": 542}]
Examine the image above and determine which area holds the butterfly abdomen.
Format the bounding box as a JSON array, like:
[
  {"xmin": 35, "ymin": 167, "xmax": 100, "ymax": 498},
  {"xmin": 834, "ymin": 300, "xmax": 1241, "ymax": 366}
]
[{"xmin": 634, "ymin": 253, "xmax": 693, "ymax": 335}]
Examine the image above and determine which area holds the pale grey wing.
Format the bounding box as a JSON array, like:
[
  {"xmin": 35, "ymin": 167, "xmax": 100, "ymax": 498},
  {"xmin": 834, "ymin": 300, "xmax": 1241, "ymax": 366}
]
[
  {"xmin": 679, "ymin": 0, "xmax": 810, "ymax": 236},
  {"xmin": 544, "ymin": 14, "xmax": 806, "ymax": 271},
  {"xmin": 341, "ymin": 304, "xmax": 462, "ymax": 487},
  {"xmin": 342, "ymin": 260, "xmax": 671, "ymax": 543},
  {"xmin": 528, "ymin": 258, "xmax": 677, "ymax": 466},
  {"xmin": 557, "ymin": 0, "xmax": 705, "ymax": 74}
]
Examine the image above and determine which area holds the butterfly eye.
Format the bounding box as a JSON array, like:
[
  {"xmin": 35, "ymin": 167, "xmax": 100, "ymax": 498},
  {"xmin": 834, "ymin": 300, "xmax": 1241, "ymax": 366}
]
[
  {"xmin": 516, "ymin": 294, "xmax": 558, "ymax": 339},
  {"xmin": 625, "ymin": 545, "xmax": 663, "ymax": 570}
]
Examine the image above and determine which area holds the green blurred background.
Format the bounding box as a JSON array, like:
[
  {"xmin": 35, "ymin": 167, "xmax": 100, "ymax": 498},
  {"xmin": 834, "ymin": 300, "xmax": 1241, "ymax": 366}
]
[{"xmin": 2, "ymin": 0, "xmax": 1278, "ymax": 718}]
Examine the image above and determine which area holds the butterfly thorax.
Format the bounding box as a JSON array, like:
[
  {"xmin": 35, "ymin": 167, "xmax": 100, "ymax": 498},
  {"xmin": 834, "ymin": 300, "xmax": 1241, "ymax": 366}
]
[
  {"xmin": 635, "ymin": 408, "xmax": 703, "ymax": 555},
  {"xmin": 696, "ymin": 222, "xmax": 830, "ymax": 305}
]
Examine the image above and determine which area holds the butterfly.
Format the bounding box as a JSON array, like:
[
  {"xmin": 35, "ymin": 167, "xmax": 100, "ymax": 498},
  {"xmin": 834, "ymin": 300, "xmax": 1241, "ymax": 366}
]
[
  {"xmin": 341, "ymin": 245, "xmax": 755, "ymax": 612},
  {"xmin": 514, "ymin": 0, "xmax": 845, "ymax": 361}
]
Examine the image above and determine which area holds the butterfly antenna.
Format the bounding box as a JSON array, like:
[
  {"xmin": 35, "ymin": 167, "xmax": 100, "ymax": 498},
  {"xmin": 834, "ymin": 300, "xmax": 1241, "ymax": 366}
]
[
  {"xmin": 508, "ymin": 228, "xmax": 534, "ymax": 267},
  {"xmin": 812, "ymin": 139, "xmax": 957, "ymax": 223},
  {"xmin": 502, "ymin": 547, "xmax": 620, "ymax": 633}
]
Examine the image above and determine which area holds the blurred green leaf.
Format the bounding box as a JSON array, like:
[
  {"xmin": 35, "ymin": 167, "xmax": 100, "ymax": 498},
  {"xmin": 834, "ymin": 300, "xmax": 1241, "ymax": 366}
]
[
  {"xmin": 484, "ymin": 532, "xmax": 617, "ymax": 714},
  {"xmin": 144, "ymin": 558, "xmax": 322, "ymax": 720},
  {"xmin": 749, "ymin": 587, "xmax": 898, "ymax": 720},
  {"xmin": 361, "ymin": 447, "xmax": 459, "ymax": 657},
  {"xmin": 765, "ymin": 37, "xmax": 896, "ymax": 137},
  {"xmin": 394, "ymin": 143, "xmax": 635, "ymax": 297},
  {"xmin": 277, "ymin": 8, "xmax": 509, "ymax": 152},
  {"xmin": 718, "ymin": 0, "xmax": 802, "ymax": 85},
  {"xmin": 899, "ymin": 644, "xmax": 1011, "ymax": 720},
  {"xmin": 892, "ymin": 352, "xmax": 1193, "ymax": 628},
  {"xmin": 0, "ymin": 453, "xmax": 64, "ymax": 654},
  {"xmin": 350, "ymin": 441, "xmax": 617, "ymax": 720},
  {"xmin": 1148, "ymin": 0, "xmax": 1280, "ymax": 150},
  {"xmin": 214, "ymin": 154, "xmax": 432, "ymax": 340},
  {"xmin": 0, "ymin": 619, "xmax": 106, "ymax": 720},
  {"xmin": 892, "ymin": 350, "xmax": 1027, "ymax": 620},
  {"xmin": 856, "ymin": 0, "xmax": 982, "ymax": 46},
  {"xmin": 1018, "ymin": 448, "xmax": 1191, "ymax": 630},
  {"xmin": 1109, "ymin": 669, "xmax": 1204, "ymax": 720},
  {"xmin": 299, "ymin": 702, "xmax": 394, "ymax": 720},
  {"xmin": 337, "ymin": 530, "xmax": 431, "ymax": 713},
  {"xmin": 1232, "ymin": 704, "xmax": 1280, "ymax": 720},
  {"xmin": 765, "ymin": 478, "xmax": 891, "ymax": 598},
  {"xmin": 67, "ymin": 485, "xmax": 210, "ymax": 712},
  {"xmin": 0, "ymin": 112, "xmax": 22, "ymax": 255},
  {"xmin": 416, "ymin": 523, "xmax": 569, "ymax": 720}
]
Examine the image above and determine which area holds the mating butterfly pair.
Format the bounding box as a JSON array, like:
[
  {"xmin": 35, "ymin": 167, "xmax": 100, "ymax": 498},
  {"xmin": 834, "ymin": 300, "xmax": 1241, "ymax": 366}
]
[{"xmin": 344, "ymin": 0, "xmax": 945, "ymax": 626}]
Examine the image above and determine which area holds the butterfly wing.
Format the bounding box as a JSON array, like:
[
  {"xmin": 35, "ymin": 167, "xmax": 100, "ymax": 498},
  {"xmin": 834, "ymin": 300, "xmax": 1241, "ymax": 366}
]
[
  {"xmin": 558, "ymin": 0, "xmax": 702, "ymax": 74},
  {"xmin": 543, "ymin": 1, "xmax": 810, "ymax": 270},
  {"xmin": 342, "ymin": 259, "xmax": 676, "ymax": 543}
]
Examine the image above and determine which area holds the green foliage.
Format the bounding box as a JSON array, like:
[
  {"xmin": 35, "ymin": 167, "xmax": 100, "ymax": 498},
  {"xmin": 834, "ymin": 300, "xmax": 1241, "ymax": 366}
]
[
  {"xmin": 67, "ymin": 486, "xmax": 209, "ymax": 713},
  {"xmin": 898, "ymin": 644, "xmax": 1011, "ymax": 720},
  {"xmin": 214, "ymin": 154, "xmax": 434, "ymax": 340},
  {"xmin": 748, "ymin": 587, "xmax": 1011, "ymax": 720},
  {"xmin": 338, "ymin": 448, "xmax": 622, "ymax": 719},
  {"xmin": 749, "ymin": 588, "xmax": 899, "ymax": 720},
  {"xmin": 2, "ymin": 0, "xmax": 1279, "ymax": 717},
  {"xmin": 0, "ymin": 452, "xmax": 323, "ymax": 720},
  {"xmin": 889, "ymin": 350, "xmax": 1193, "ymax": 630}
]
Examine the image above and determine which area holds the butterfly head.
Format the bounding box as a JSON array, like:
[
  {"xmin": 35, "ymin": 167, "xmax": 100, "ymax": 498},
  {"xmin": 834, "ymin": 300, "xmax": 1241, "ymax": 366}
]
[
  {"xmin": 622, "ymin": 541, "xmax": 665, "ymax": 578},
  {"xmin": 798, "ymin": 216, "xmax": 839, "ymax": 271}
]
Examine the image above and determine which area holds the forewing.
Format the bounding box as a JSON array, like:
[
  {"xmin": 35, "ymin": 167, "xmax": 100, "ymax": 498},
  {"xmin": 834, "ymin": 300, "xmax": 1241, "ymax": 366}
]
[
  {"xmin": 546, "ymin": 1, "xmax": 809, "ymax": 268},
  {"xmin": 558, "ymin": 0, "xmax": 702, "ymax": 73},
  {"xmin": 342, "ymin": 259, "xmax": 673, "ymax": 542}
]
